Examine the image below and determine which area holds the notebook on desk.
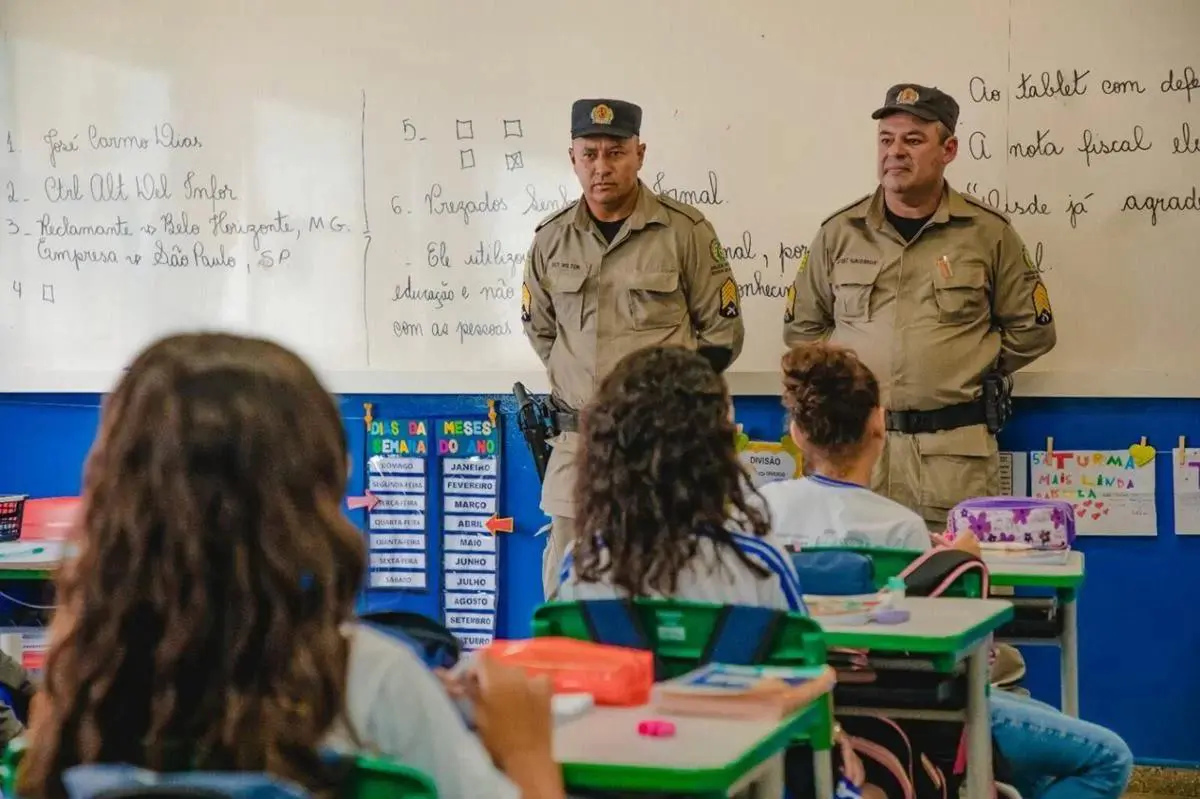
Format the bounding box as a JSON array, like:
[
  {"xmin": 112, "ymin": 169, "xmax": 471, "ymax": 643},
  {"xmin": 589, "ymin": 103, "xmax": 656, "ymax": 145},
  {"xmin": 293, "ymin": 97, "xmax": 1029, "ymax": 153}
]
[{"xmin": 650, "ymin": 663, "xmax": 831, "ymax": 720}]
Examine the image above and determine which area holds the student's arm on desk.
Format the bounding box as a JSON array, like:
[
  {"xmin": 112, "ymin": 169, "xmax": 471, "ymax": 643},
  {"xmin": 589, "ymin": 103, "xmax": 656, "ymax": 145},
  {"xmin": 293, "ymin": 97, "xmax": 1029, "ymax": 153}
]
[{"xmin": 347, "ymin": 627, "xmax": 562, "ymax": 799}]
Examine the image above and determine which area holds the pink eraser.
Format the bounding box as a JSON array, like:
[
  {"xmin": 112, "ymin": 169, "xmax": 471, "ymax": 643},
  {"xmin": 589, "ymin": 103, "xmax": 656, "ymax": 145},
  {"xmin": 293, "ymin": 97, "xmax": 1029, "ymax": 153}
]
[{"xmin": 637, "ymin": 719, "xmax": 676, "ymax": 737}]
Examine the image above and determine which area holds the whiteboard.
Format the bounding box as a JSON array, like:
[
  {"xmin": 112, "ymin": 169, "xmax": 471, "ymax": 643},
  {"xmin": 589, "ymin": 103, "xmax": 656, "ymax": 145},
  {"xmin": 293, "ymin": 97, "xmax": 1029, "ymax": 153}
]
[{"xmin": 1, "ymin": 0, "xmax": 1197, "ymax": 396}]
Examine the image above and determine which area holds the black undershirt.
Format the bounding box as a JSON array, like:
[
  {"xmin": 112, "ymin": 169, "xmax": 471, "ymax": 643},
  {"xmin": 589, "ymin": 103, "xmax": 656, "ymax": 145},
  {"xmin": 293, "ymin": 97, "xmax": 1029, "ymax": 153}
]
[
  {"xmin": 885, "ymin": 206, "xmax": 931, "ymax": 243},
  {"xmin": 593, "ymin": 216, "xmax": 626, "ymax": 244}
]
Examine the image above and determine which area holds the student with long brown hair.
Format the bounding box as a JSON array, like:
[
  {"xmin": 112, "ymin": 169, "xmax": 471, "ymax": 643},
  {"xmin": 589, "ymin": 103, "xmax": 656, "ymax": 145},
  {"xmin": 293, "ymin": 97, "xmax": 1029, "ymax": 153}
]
[{"xmin": 18, "ymin": 333, "xmax": 563, "ymax": 799}]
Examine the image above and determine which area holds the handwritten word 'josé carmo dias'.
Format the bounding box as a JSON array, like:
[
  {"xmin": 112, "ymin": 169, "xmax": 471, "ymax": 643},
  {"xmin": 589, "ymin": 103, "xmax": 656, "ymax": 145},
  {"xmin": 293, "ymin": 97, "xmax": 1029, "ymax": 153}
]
[{"xmin": 42, "ymin": 124, "xmax": 201, "ymax": 167}]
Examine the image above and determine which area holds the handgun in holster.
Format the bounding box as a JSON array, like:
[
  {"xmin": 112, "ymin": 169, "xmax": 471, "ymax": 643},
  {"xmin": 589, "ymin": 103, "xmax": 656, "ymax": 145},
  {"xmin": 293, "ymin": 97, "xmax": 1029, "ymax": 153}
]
[
  {"xmin": 983, "ymin": 371, "xmax": 1014, "ymax": 435},
  {"xmin": 513, "ymin": 382, "xmax": 555, "ymax": 484}
]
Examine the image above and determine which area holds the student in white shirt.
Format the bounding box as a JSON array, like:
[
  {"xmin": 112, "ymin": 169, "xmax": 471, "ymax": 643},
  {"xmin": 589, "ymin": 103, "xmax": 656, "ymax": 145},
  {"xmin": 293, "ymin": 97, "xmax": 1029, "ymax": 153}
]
[
  {"xmin": 20, "ymin": 333, "xmax": 562, "ymax": 799},
  {"xmin": 554, "ymin": 345, "xmax": 803, "ymax": 613},
  {"xmin": 759, "ymin": 340, "xmax": 978, "ymax": 555},
  {"xmin": 765, "ymin": 342, "xmax": 1132, "ymax": 799}
]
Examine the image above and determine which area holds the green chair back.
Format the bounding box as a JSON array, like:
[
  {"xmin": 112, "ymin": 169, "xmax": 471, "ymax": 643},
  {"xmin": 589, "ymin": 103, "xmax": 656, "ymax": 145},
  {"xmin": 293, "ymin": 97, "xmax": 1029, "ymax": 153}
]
[
  {"xmin": 341, "ymin": 753, "xmax": 437, "ymax": 799},
  {"xmin": 532, "ymin": 597, "xmax": 826, "ymax": 679}
]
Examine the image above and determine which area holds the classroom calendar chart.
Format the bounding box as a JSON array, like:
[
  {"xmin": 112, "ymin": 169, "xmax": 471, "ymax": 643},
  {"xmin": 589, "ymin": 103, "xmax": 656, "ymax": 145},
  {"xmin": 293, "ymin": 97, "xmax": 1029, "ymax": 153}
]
[
  {"xmin": 1030, "ymin": 449, "xmax": 1157, "ymax": 536},
  {"xmin": 364, "ymin": 418, "xmax": 431, "ymax": 590},
  {"xmin": 436, "ymin": 416, "xmax": 503, "ymax": 651},
  {"xmin": 1171, "ymin": 449, "xmax": 1200, "ymax": 536}
]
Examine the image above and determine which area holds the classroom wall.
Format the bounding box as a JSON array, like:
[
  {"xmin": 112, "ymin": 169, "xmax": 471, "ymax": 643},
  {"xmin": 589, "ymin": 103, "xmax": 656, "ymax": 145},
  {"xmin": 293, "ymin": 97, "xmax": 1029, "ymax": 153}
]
[{"xmin": 1, "ymin": 393, "xmax": 1196, "ymax": 766}]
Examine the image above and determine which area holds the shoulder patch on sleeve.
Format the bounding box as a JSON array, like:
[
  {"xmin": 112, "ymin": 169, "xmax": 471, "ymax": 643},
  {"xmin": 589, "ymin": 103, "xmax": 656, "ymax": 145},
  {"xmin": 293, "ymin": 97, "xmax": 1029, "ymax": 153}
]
[
  {"xmin": 783, "ymin": 285, "xmax": 796, "ymax": 324},
  {"xmin": 1032, "ymin": 280, "xmax": 1053, "ymax": 325},
  {"xmin": 819, "ymin": 192, "xmax": 873, "ymax": 226},
  {"xmin": 1021, "ymin": 243, "xmax": 1044, "ymax": 274},
  {"xmin": 656, "ymin": 193, "xmax": 706, "ymax": 224},
  {"xmin": 520, "ymin": 282, "xmax": 532, "ymax": 322},
  {"xmin": 959, "ymin": 192, "xmax": 1012, "ymax": 224},
  {"xmin": 534, "ymin": 200, "xmax": 578, "ymax": 232},
  {"xmin": 709, "ymin": 236, "xmax": 729, "ymax": 268},
  {"xmin": 719, "ymin": 276, "xmax": 740, "ymax": 319}
]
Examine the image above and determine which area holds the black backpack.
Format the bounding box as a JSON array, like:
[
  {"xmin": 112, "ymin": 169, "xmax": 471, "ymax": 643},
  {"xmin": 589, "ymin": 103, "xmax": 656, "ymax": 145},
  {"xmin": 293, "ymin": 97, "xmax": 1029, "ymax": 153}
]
[{"xmin": 788, "ymin": 547, "xmax": 1007, "ymax": 798}]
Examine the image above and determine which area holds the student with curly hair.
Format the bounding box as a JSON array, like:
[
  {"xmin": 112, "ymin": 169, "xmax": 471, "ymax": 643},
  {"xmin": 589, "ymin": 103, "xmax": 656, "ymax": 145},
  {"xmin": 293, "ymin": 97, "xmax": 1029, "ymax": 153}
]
[
  {"xmin": 18, "ymin": 333, "xmax": 563, "ymax": 799},
  {"xmin": 553, "ymin": 345, "xmax": 803, "ymax": 611},
  {"xmin": 765, "ymin": 342, "xmax": 1132, "ymax": 799}
]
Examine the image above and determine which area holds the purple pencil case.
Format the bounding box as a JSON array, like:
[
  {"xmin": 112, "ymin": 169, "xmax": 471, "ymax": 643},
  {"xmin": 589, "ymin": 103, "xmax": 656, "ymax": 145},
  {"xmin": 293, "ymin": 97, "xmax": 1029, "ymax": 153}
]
[{"xmin": 945, "ymin": 497, "xmax": 1075, "ymax": 550}]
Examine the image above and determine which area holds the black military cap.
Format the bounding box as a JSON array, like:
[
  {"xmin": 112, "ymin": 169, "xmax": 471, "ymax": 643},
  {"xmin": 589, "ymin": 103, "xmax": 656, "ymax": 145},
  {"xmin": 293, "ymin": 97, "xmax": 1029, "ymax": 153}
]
[
  {"xmin": 871, "ymin": 84, "xmax": 960, "ymax": 133},
  {"xmin": 571, "ymin": 98, "xmax": 642, "ymax": 139}
]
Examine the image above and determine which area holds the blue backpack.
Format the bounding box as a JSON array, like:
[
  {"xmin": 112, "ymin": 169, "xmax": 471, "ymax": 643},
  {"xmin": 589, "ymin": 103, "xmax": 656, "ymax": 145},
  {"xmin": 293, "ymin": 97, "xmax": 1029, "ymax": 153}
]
[{"xmin": 59, "ymin": 764, "xmax": 311, "ymax": 799}]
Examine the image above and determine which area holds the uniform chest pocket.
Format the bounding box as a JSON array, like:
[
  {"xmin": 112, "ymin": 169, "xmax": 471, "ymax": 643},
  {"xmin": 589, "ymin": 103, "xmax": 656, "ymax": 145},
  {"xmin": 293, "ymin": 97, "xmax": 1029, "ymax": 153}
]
[
  {"xmin": 627, "ymin": 270, "xmax": 687, "ymax": 331},
  {"xmin": 545, "ymin": 268, "xmax": 588, "ymax": 330},
  {"xmin": 832, "ymin": 260, "xmax": 882, "ymax": 322},
  {"xmin": 932, "ymin": 264, "xmax": 989, "ymax": 324}
]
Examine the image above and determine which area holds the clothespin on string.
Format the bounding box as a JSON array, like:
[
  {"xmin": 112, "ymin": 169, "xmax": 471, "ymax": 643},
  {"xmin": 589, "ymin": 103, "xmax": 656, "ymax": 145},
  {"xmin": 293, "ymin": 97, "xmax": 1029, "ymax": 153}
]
[
  {"xmin": 1046, "ymin": 436, "xmax": 1054, "ymax": 458},
  {"xmin": 363, "ymin": 402, "xmax": 374, "ymax": 430},
  {"xmin": 1180, "ymin": 436, "xmax": 1188, "ymax": 465}
]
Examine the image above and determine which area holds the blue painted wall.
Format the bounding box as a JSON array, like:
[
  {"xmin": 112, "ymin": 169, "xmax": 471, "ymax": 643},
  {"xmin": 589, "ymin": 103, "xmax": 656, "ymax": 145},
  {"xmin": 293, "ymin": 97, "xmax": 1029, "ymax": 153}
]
[{"xmin": 1, "ymin": 393, "xmax": 1196, "ymax": 766}]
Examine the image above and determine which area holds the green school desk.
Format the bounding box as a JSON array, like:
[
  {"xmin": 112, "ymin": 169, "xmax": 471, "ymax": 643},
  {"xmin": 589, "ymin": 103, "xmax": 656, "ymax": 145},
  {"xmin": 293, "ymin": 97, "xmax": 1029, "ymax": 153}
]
[
  {"xmin": 554, "ymin": 689, "xmax": 831, "ymax": 797},
  {"xmin": 815, "ymin": 597, "xmax": 1014, "ymax": 799},
  {"xmin": 985, "ymin": 551, "xmax": 1085, "ymax": 717}
]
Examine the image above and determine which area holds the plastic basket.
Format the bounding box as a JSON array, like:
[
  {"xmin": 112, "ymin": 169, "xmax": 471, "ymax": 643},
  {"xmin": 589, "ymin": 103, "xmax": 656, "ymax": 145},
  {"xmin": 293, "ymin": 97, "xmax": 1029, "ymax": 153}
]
[{"xmin": 0, "ymin": 496, "xmax": 27, "ymax": 543}]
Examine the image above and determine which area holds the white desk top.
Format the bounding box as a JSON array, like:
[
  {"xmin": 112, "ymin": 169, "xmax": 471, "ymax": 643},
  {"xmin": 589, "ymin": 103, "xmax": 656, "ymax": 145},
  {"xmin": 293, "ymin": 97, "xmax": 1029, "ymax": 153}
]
[
  {"xmin": 554, "ymin": 703, "xmax": 790, "ymax": 770},
  {"xmin": 814, "ymin": 597, "xmax": 1013, "ymax": 652},
  {"xmin": 0, "ymin": 541, "xmax": 70, "ymax": 570},
  {"xmin": 984, "ymin": 549, "xmax": 1084, "ymax": 578}
]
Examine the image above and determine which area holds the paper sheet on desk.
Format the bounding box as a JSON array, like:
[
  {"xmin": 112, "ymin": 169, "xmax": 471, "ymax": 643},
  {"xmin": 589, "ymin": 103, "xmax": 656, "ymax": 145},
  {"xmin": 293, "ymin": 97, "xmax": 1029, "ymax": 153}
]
[{"xmin": 1172, "ymin": 448, "xmax": 1200, "ymax": 535}]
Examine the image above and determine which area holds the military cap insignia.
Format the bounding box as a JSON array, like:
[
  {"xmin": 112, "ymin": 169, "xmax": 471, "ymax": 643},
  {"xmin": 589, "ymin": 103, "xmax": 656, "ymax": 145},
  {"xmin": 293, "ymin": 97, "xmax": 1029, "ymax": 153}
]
[
  {"xmin": 590, "ymin": 104, "xmax": 614, "ymax": 125},
  {"xmin": 521, "ymin": 282, "xmax": 531, "ymax": 322},
  {"xmin": 784, "ymin": 285, "xmax": 796, "ymax": 324},
  {"xmin": 896, "ymin": 87, "xmax": 920, "ymax": 105},
  {"xmin": 719, "ymin": 276, "xmax": 740, "ymax": 319},
  {"xmin": 1032, "ymin": 280, "xmax": 1052, "ymax": 325}
]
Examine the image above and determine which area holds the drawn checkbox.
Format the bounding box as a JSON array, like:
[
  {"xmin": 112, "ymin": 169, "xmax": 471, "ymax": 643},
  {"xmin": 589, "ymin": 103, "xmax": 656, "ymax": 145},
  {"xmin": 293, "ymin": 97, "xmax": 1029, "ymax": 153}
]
[
  {"xmin": 504, "ymin": 151, "xmax": 524, "ymax": 171},
  {"xmin": 456, "ymin": 120, "xmax": 474, "ymax": 140},
  {"xmin": 460, "ymin": 149, "xmax": 476, "ymax": 169},
  {"xmin": 503, "ymin": 119, "xmax": 523, "ymax": 138}
]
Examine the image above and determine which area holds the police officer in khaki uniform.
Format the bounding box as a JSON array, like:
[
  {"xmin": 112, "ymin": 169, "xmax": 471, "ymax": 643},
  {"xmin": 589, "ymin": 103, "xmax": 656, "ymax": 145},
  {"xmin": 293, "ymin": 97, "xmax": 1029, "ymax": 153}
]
[
  {"xmin": 522, "ymin": 98, "xmax": 745, "ymax": 596},
  {"xmin": 783, "ymin": 83, "xmax": 1057, "ymax": 531}
]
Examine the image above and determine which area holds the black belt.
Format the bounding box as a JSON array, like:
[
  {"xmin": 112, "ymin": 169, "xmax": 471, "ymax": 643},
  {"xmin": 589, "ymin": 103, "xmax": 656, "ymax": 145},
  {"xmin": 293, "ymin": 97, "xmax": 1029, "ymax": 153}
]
[
  {"xmin": 553, "ymin": 411, "xmax": 579, "ymax": 433},
  {"xmin": 885, "ymin": 400, "xmax": 986, "ymax": 435}
]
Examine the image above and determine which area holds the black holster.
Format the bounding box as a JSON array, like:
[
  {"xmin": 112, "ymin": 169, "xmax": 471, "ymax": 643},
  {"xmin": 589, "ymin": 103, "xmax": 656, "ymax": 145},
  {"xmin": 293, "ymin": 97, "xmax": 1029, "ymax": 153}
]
[{"xmin": 983, "ymin": 371, "xmax": 1015, "ymax": 435}]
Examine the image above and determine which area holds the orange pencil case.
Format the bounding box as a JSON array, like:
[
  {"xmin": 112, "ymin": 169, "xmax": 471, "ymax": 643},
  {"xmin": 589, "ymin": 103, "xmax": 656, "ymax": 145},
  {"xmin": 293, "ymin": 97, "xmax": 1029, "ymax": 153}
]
[{"xmin": 478, "ymin": 636, "xmax": 654, "ymax": 706}]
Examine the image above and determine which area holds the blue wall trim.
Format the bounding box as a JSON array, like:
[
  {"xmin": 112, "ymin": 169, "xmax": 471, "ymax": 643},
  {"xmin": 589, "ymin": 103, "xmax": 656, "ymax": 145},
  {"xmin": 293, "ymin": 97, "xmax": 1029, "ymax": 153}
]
[{"xmin": 0, "ymin": 392, "xmax": 1194, "ymax": 764}]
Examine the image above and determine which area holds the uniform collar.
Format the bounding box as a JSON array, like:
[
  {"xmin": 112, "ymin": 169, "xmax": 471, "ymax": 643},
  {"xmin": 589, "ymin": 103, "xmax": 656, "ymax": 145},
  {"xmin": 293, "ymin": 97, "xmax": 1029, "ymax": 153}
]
[
  {"xmin": 857, "ymin": 181, "xmax": 977, "ymax": 229},
  {"xmin": 571, "ymin": 180, "xmax": 671, "ymax": 234}
]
